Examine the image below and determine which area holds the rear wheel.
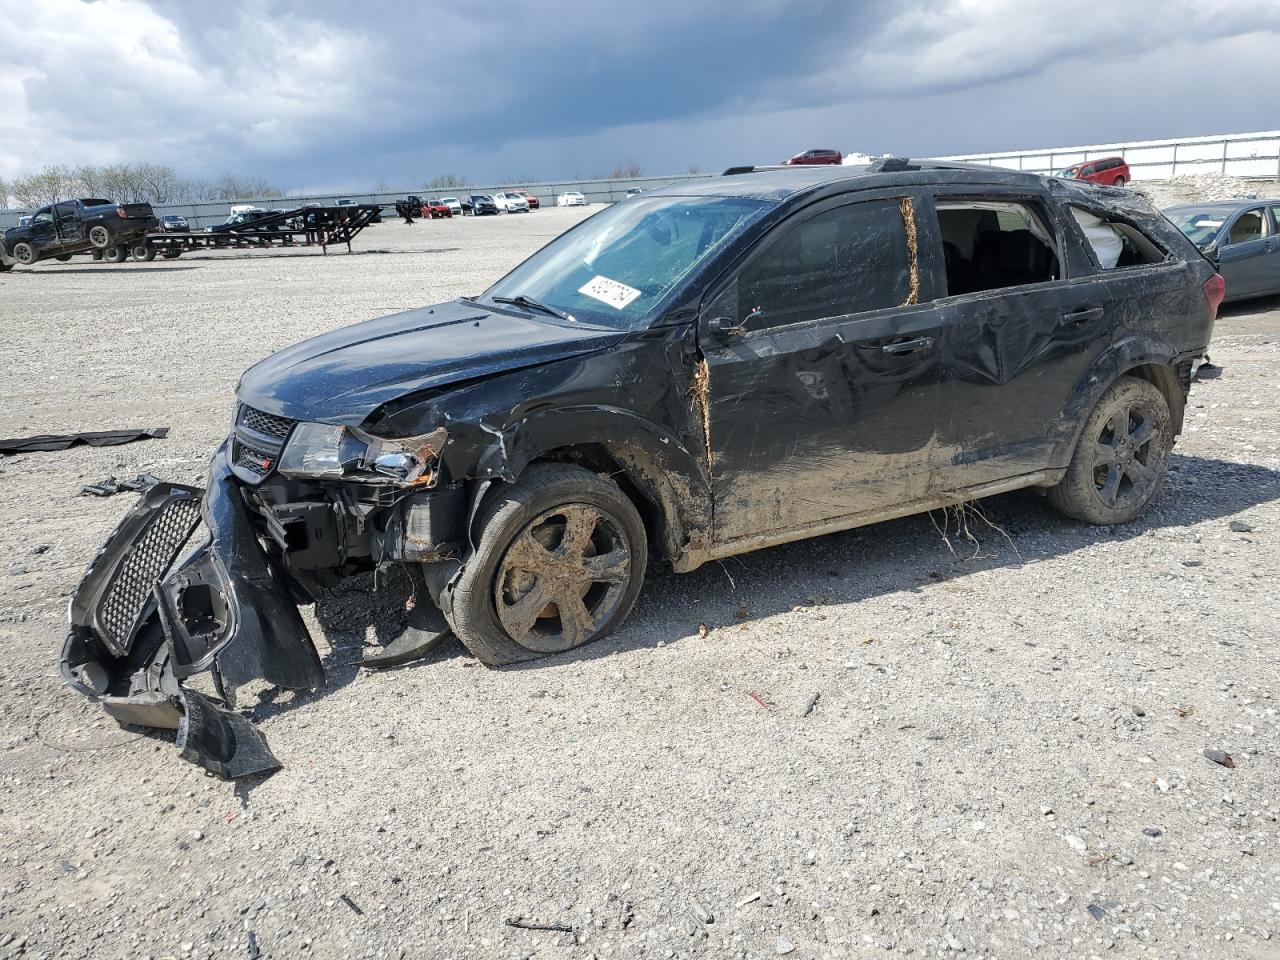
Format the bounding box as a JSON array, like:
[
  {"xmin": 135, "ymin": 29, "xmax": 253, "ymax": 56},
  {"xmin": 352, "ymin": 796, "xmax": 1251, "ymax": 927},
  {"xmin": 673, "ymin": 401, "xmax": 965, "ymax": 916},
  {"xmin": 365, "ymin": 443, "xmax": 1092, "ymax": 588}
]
[
  {"xmin": 130, "ymin": 243, "xmax": 156, "ymax": 262},
  {"xmin": 12, "ymin": 242, "xmax": 36, "ymax": 265},
  {"xmin": 447, "ymin": 464, "xmax": 647, "ymax": 666},
  {"xmin": 1048, "ymin": 375, "xmax": 1172, "ymax": 524},
  {"xmin": 88, "ymin": 225, "xmax": 111, "ymax": 249}
]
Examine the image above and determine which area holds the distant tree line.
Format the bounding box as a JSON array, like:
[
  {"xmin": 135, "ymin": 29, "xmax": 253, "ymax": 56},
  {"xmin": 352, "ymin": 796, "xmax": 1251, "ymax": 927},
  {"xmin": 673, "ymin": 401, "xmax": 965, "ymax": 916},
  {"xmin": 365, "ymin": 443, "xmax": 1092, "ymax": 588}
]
[
  {"xmin": 0, "ymin": 164, "xmax": 282, "ymax": 210},
  {"xmin": 1, "ymin": 157, "xmax": 692, "ymax": 210}
]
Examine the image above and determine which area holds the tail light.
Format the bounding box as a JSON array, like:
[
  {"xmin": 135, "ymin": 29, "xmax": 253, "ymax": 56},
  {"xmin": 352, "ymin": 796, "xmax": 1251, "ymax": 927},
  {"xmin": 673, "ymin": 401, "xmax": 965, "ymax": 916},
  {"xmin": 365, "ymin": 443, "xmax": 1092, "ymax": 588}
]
[
  {"xmin": 116, "ymin": 206, "xmax": 127, "ymax": 218},
  {"xmin": 1202, "ymin": 273, "xmax": 1226, "ymax": 320}
]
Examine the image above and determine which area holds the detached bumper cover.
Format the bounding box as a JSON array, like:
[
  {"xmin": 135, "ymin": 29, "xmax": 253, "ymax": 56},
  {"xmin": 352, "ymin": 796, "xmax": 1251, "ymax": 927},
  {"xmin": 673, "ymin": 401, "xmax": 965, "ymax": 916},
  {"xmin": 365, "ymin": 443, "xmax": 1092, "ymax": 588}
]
[{"xmin": 61, "ymin": 450, "xmax": 324, "ymax": 779}]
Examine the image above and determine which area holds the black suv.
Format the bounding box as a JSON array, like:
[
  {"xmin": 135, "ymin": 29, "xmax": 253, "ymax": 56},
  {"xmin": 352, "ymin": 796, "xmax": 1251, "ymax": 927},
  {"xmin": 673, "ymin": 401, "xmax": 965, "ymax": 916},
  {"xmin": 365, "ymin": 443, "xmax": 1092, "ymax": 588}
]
[{"xmin": 63, "ymin": 160, "xmax": 1219, "ymax": 777}]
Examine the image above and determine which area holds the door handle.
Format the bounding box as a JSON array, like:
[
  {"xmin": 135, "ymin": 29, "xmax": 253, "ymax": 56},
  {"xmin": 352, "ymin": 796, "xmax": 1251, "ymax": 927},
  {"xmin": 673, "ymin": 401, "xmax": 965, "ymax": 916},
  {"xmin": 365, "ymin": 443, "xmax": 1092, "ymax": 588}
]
[
  {"xmin": 1062, "ymin": 306, "xmax": 1104, "ymax": 325},
  {"xmin": 881, "ymin": 336, "xmax": 934, "ymax": 355}
]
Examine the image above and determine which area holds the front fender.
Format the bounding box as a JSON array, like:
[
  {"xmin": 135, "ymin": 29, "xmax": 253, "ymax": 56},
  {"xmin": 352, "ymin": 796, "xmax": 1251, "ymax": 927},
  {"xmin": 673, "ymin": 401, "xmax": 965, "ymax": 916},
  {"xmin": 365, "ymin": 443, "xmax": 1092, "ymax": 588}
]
[
  {"xmin": 501, "ymin": 405, "xmax": 713, "ymax": 559},
  {"xmin": 1048, "ymin": 333, "xmax": 1187, "ymax": 468}
]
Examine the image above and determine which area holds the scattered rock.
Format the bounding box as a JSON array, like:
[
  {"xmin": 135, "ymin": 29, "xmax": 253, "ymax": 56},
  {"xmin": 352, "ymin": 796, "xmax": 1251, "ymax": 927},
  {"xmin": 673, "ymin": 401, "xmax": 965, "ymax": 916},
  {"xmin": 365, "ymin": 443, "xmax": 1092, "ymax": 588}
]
[
  {"xmin": 775, "ymin": 935, "xmax": 796, "ymax": 955},
  {"xmin": 1132, "ymin": 705, "xmax": 1146, "ymax": 717},
  {"xmin": 690, "ymin": 900, "xmax": 713, "ymax": 925},
  {"xmin": 1143, "ymin": 826, "xmax": 1163, "ymax": 837},
  {"xmin": 1087, "ymin": 904, "xmax": 1107, "ymax": 921},
  {"xmin": 1204, "ymin": 749, "xmax": 1235, "ymax": 768},
  {"xmin": 1229, "ymin": 519, "xmax": 1254, "ymax": 533},
  {"xmin": 1063, "ymin": 834, "xmax": 1088, "ymax": 853}
]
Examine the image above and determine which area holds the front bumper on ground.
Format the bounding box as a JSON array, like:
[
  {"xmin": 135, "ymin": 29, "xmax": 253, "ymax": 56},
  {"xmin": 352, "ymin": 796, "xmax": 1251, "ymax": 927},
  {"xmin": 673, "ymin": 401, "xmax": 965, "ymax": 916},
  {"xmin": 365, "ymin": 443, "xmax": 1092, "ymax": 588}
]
[{"xmin": 61, "ymin": 447, "xmax": 325, "ymax": 779}]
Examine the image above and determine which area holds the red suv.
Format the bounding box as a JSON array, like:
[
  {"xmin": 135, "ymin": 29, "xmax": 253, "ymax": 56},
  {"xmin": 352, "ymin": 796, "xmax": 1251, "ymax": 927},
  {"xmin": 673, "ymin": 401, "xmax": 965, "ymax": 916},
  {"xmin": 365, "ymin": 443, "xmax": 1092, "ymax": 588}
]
[
  {"xmin": 515, "ymin": 190, "xmax": 540, "ymax": 210},
  {"xmin": 782, "ymin": 148, "xmax": 843, "ymax": 166},
  {"xmin": 1057, "ymin": 156, "xmax": 1130, "ymax": 186}
]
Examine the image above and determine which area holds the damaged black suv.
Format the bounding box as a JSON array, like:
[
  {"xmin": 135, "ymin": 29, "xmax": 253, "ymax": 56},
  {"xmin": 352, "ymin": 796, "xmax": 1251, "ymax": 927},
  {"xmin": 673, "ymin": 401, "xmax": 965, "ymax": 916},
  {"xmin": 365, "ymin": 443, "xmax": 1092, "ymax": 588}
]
[{"xmin": 63, "ymin": 159, "xmax": 1220, "ymax": 777}]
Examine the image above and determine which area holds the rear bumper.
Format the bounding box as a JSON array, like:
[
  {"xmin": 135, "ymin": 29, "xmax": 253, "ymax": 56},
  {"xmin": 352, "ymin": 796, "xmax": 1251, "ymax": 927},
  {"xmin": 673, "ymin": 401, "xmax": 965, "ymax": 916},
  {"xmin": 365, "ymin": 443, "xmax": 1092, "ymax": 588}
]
[{"xmin": 61, "ymin": 446, "xmax": 324, "ymax": 779}]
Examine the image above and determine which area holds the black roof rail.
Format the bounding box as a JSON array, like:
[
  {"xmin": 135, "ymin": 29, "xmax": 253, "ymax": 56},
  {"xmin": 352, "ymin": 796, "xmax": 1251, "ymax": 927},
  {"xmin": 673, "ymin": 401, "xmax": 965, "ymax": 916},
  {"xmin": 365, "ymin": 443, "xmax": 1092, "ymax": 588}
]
[
  {"xmin": 721, "ymin": 164, "xmax": 793, "ymax": 176},
  {"xmin": 868, "ymin": 156, "xmax": 918, "ymax": 172}
]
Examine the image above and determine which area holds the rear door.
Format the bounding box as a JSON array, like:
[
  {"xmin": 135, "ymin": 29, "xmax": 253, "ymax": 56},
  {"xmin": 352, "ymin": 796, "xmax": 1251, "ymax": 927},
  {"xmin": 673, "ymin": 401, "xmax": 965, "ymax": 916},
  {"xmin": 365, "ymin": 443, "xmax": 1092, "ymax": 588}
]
[
  {"xmin": 1217, "ymin": 206, "xmax": 1271, "ymax": 298},
  {"xmin": 923, "ymin": 188, "xmax": 1118, "ymax": 487},
  {"xmin": 699, "ymin": 189, "xmax": 948, "ymax": 542},
  {"xmin": 1262, "ymin": 206, "xmax": 1280, "ymax": 296},
  {"xmin": 54, "ymin": 201, "xmax": 84, "ymax": 246}
]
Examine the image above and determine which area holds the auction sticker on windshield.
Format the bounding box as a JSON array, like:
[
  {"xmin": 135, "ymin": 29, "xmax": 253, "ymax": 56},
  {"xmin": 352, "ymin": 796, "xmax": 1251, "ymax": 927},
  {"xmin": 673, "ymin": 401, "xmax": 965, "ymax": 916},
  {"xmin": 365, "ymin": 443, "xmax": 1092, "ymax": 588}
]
[{"xmin": 578, "ymin": 275, "xmax": 641, "ymax": 310}]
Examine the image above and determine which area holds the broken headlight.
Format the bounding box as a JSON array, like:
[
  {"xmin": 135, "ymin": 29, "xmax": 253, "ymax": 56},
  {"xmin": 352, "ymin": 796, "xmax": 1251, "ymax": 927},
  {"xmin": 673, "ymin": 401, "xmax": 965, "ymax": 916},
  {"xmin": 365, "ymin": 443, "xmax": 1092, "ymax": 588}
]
[{"xmin": 277, "ymin": 423, "xmax": 446, "ymax": 485}]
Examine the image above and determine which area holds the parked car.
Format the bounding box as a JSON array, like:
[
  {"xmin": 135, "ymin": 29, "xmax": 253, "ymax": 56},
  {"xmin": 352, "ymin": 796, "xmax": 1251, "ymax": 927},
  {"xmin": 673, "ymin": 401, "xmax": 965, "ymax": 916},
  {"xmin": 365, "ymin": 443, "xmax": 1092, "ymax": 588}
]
[
  {"xmin": 556, "ymin": 191, "xmax": 587, "ymax": 206},
  {"xmin": 515, "ymin": 190, "xmax": 540, "ymax": 210},
  {"xmin": 422, "ymin": 198, "xmax": 453, "ymax": 219},
  {"xmin": 17, "ymin": 215, "xmax": 32, "ymax": 227},
  {"xmin": 159, "ymin": 215, "xmax": 189, "ymax": 233},
  {"xmin": 206, "ymin": 209, "xmax": 279, "ymax": 234},
  {"xmin": 494, "ymin": 192, "xmax": 531, "ymax": 213},
  {"xmin": 1056, "ymin": 157, "xmax": 1130, "ymax": 186},
  {"xmin": 467, "ymin": 194, "xmax": 499, "ymax": 216},
  {"xmin": 782, "ymin": 149, "xmax": 843, "ymax": 166},
  {"xmin": 1166, "ymin": 200, "xmax": 1280, "ymax": 302},
  {"xmin": 0, "ymin": 198, "xmax": 157, "ymax": 266},
  {"xmin": 439, "ymin": 197, "xmax": 464, "ymax": 216},
  {"xmin": 63, "ymin": 158, "xmax": 1220, "ymax": 777},
  {"xmin": 624, "ymin": 188, "xmax": 643, "ymax": 198}
]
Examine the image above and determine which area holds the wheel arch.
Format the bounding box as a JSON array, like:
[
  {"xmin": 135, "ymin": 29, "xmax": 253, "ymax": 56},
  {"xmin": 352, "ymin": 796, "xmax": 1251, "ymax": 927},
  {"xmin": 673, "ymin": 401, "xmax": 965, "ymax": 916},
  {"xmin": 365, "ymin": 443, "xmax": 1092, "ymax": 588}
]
[
  {"xmin": 1050, "ymin": 335, "xmax": 1187, "ymax": 468},
  {"xmin": 460, "ymin": 407, "xmax": 713, "ymax": 564}
]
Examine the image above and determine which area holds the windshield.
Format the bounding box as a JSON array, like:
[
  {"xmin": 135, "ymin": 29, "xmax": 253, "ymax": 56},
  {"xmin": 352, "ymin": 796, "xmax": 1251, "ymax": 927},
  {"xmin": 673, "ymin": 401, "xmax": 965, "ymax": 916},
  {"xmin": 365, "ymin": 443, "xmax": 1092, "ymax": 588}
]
[
  {"xmin": 1168, "ymin": 209, "xmax": 1229, "ymax": 246},
  {"xmin": 1056, "ymin": 167, "xmax": 1079, "ymax": 178},
  {"xmin": 484, "ymin": 195, "xmax": 769, "ymax": 331}
]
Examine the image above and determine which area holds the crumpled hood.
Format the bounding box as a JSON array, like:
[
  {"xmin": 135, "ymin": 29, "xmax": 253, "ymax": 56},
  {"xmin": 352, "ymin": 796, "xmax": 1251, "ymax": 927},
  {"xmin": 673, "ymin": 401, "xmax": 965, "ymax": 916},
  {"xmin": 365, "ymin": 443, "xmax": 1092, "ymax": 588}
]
[{"xmin": 237, "ymin": 299, "xmax": 624, "ymax": 424}]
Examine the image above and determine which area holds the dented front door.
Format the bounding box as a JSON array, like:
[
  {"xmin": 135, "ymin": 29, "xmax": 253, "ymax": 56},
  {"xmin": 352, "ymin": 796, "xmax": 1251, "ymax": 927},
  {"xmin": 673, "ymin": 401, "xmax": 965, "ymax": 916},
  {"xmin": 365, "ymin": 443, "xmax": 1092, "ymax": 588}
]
[{"xmin": 697, "ymin": 191, "xmax": 946, "ymax": 544}]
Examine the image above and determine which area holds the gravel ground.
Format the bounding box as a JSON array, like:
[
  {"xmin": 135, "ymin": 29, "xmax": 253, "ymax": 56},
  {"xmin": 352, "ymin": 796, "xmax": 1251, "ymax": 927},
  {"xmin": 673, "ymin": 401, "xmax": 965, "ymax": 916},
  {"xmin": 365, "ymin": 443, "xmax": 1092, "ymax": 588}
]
[{"xmin": 1, "ymin": 205, "xmax": 1278, "ymax": 960}]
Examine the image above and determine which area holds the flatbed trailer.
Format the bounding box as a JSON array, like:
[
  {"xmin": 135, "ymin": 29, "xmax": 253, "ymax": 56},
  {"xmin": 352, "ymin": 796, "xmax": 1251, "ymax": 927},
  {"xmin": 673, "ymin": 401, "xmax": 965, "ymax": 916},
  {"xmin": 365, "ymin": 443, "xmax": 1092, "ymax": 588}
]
[{"xmin": 123, "ymin": 204, "xmax": 384, "ymax": 261}]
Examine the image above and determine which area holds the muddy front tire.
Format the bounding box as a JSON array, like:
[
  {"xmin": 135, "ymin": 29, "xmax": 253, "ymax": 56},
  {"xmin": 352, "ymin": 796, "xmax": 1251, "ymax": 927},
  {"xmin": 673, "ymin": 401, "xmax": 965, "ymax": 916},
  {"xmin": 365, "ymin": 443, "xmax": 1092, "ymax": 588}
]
[
  {"xmin": 1048, "ymin": 375, "xmax": 1172, "ymax": 524},
  {"xmin": 11, "ymin": 242, "xmax": 36, "ymax": 265},
  {"xmin": 447, "ymin": 464, "xmax": 647, "ymax": 666}
]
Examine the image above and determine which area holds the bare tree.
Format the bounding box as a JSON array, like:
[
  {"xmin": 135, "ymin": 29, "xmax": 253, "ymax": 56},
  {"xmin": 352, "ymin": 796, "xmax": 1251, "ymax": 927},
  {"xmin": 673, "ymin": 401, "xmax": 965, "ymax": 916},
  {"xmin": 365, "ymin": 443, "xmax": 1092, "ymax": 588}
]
[
  {"xmin": 423, "ymin": 173, "xmax": 468, "ymax": 190},
  {"xmin": 609, "ymin": 158, "xmax": 643, "ymax": 179},
  {"xmin": 0, "ymin": 176, "xmax": 10, "ymax": 209},
  {"xmin": 687, "ymin": 163, "xmax": 702, "ymax": 175},
  {"xmin": 10, "ymin": 165, "xmax": 80, "ymax": 207}
]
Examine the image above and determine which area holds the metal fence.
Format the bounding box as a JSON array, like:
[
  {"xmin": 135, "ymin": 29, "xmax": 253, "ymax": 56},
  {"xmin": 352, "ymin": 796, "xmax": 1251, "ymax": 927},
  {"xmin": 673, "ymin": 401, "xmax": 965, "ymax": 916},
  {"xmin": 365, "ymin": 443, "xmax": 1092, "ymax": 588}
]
[
  {"xmin": 938, "ymin": 130, "xmax": 1280, "ymax": 182},
  {"xmin": 0, "ymin": 173, "xmax": 709, "ymax": 230}
]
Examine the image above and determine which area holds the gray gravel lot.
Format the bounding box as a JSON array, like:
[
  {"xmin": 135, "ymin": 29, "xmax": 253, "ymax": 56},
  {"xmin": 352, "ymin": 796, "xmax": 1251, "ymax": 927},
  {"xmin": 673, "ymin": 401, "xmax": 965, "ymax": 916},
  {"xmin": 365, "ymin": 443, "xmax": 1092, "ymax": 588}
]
[{"xmin": 1, "ymin": 206, "xmax": 1278, "ymax": 960}]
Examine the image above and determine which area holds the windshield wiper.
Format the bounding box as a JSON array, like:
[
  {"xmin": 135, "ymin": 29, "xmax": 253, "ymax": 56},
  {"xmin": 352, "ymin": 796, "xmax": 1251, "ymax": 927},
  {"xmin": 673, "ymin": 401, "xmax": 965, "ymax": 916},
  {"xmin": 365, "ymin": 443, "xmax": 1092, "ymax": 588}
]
[{"xmin": 491, "ymin": 295, "xmax": 573, "ymax": 322}]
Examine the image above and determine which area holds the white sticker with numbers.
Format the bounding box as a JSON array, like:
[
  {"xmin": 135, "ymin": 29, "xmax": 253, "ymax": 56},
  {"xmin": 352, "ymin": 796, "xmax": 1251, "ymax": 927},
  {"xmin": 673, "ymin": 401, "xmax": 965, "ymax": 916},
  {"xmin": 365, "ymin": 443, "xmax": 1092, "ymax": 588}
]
[{"xmin": 578, "ymin": 275, "xmax": 641, "ymax": 310}]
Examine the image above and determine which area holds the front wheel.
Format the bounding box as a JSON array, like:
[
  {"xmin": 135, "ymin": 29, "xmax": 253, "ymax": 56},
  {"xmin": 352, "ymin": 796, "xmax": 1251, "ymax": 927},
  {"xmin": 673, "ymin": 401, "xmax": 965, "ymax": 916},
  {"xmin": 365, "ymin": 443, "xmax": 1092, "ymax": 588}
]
[
  {"xmin": 11, "ymin": 242, "xmax": 36, "ymax": 265},
  {"xmin": 447, "ymin": 464, "xmax": 647, "ymax": 666},
  {"xmin": 88, "ymin": 225, "xmax": 111, "ymax": 249},
  {"xmin": 1047, "ymin": 375, "xmax": 1172, "ymax": 524},
  {"xmin": 1113, "ymin": 176, "xmax": 1126, "ymax": 187}
]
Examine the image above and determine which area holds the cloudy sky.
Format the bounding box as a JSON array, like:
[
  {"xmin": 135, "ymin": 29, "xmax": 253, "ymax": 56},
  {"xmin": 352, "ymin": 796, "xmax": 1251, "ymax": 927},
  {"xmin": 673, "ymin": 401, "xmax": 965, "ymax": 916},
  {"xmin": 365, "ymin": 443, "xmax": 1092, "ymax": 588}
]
[{"xmin": 2, "ymin": 0, "xmax": 1278, "ymax": 192}]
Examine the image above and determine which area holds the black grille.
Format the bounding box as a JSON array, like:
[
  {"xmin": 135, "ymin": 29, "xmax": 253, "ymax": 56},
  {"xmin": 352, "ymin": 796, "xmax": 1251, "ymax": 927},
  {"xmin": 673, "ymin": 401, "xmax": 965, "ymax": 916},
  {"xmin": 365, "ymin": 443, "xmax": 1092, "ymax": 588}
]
[
  {"xmin": 98, "ymin": 497, "xmax": 201, "ymax": 651},
  {"xmin": 239, "ymin": 405, "xmax": 296, "ymax": 440},
  {"xmin": 236, "ymin": 443, "xmax": 274, "ymax": 476}
]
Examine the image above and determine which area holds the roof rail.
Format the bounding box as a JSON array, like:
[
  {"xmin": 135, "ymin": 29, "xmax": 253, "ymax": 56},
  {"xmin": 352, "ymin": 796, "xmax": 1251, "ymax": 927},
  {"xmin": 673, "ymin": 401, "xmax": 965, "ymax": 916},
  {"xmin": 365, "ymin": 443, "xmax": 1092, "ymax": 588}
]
[{"xmin": 721, "ymin": 164, "xmax": 792, "ymax": 176}]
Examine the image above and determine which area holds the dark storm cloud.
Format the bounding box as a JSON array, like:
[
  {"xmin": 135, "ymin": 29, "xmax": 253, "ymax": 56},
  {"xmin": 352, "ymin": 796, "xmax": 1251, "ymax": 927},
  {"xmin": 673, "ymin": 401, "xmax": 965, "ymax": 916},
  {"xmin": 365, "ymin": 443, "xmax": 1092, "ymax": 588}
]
[{"xmin": 1, "ymin": 0, "xmax": 1278, "ymax": 190}]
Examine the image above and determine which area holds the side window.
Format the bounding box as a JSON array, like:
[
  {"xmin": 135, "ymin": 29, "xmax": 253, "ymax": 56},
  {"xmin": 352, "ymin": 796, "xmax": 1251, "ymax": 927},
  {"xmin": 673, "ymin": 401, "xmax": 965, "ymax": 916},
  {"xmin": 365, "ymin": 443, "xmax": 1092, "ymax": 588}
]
[
  {"xmin": 1272, "ymin": 207, "xmax": 1280, "ymax": 234},
  {"xmin": 1080, "ymin": 165, "xmax": 1095, "ymax": 177},
  {"xmin": 54, "ymin": 202, "xmax": 78, "ymax": 220},
  {"xmin": 1070, "ymin": 206, "xmax": 1166, "ymax": 269},
  {"xmin": 935, "ymin": 199, "xmax": 1060, "ymax": 295},
  {"xmin": 33, "ymin": 208, "xmax": 54, "ymax": 224},
  {"xmin": 736, "ymin": 198, "xmax": 916, "ymax": 329},
  {"xmin": 1227, "ymin": 210, "xmax": 1267, "ymax": 245}
]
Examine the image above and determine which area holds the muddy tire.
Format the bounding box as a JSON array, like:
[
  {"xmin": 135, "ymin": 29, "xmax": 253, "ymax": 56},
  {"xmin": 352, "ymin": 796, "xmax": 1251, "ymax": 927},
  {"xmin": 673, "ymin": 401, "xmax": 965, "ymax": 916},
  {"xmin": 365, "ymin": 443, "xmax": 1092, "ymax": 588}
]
[
  {"xmin": 11, "ymin": 242, "xmax": 36, "ymax": 265},
  {"xmin": 447, "ymin": 463, "xmax": 647, "ymax": 666},
  {"xmin": 130, "ymin": 242, "xmax": 156, "ymax": 262},
  {"xmin": 102, "ymin": 245, "xmax": 128, "ymax": 264},
  {"xmin": 88, "ymin": 225, "xmax": 112, "ymax": 249},
  {"xmin": 1048, "ymin": 375, "xmax": 1172, "ymax": 525},
  {"xmin": 1113, "ymin": 176, "xmax": 1127, "ymax": 187},
  {"xmin": 54, "ymin": 253, "xmax": 73, "ymax": 262}
]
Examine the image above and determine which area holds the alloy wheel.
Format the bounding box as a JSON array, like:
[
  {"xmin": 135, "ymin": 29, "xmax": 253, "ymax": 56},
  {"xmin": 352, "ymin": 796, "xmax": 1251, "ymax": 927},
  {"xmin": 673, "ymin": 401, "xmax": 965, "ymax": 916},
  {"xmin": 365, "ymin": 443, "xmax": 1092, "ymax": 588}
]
[
  {"xmin": 493, "ymin": 504, "xmax": 632, "ymax": 653},
  {"xmin": 1091, "ymin": 400, "xmax": 1159, "ymax": 509}
]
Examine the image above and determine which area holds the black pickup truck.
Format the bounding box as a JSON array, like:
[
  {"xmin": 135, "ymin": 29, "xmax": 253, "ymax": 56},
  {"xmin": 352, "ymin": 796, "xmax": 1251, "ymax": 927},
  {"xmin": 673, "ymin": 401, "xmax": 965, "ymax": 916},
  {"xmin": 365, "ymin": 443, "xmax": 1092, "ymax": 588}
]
[{"xmin": 0, "ymin": 198, "xmax": 158, "ymax": 268}]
